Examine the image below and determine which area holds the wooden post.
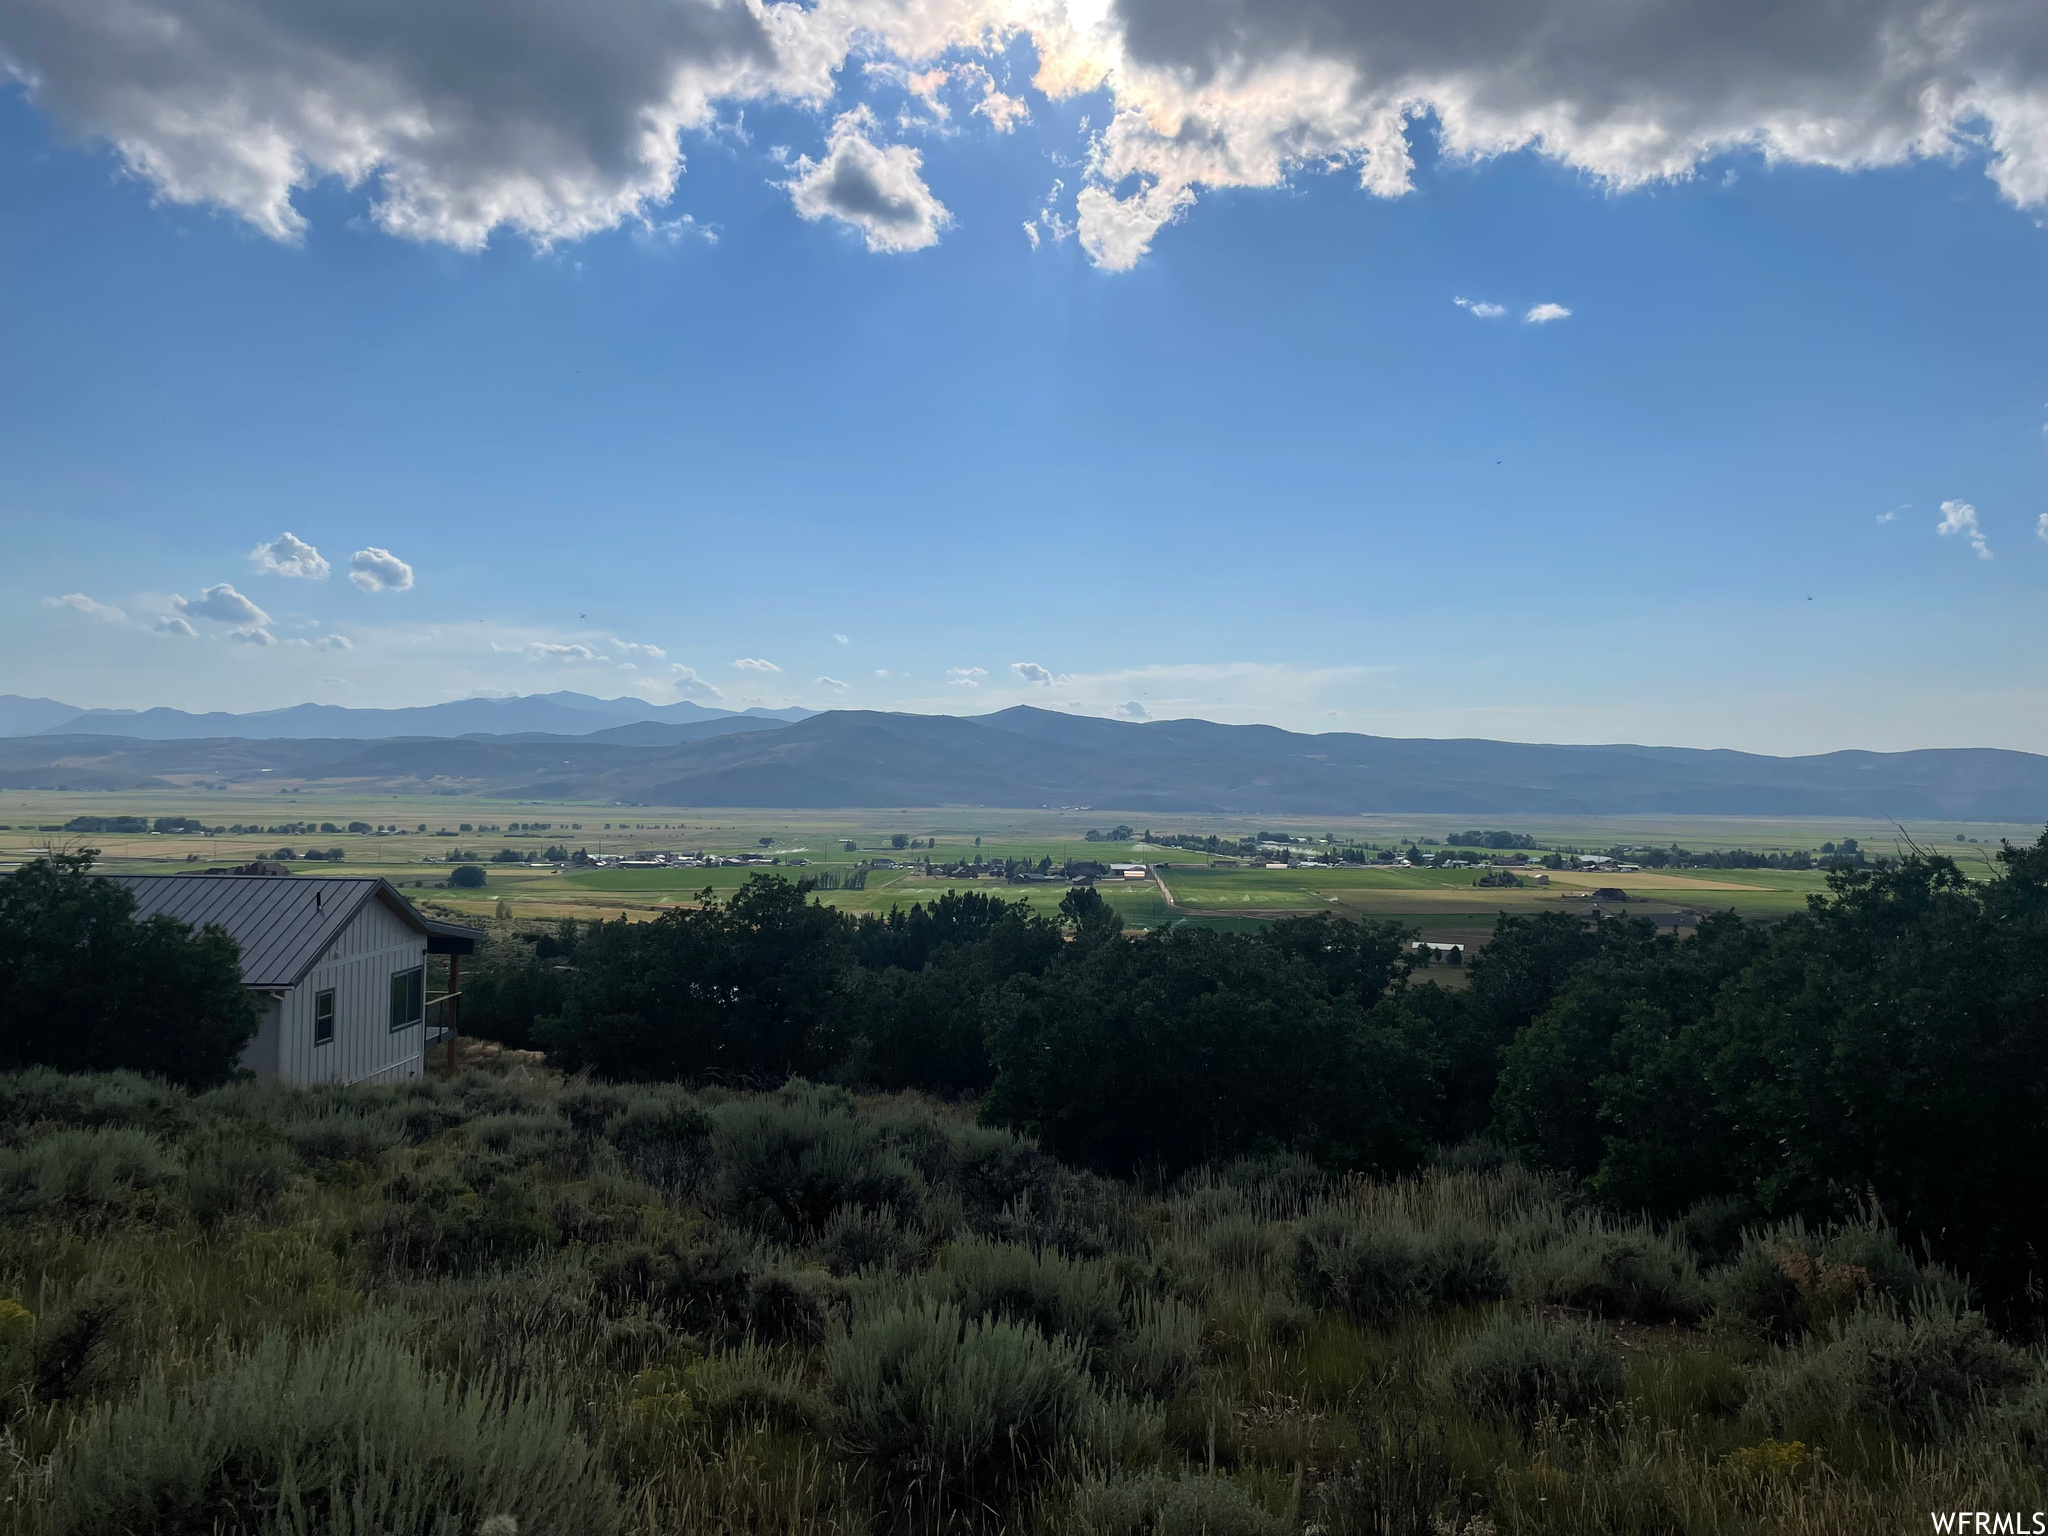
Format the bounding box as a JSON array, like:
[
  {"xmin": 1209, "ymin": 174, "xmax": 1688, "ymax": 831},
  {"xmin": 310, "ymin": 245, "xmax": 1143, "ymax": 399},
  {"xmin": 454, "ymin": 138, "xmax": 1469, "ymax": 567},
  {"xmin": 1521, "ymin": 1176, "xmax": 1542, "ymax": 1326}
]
[{"xmin": 446, "ymin": 951, "xmax": 460, "ymax": 1077}]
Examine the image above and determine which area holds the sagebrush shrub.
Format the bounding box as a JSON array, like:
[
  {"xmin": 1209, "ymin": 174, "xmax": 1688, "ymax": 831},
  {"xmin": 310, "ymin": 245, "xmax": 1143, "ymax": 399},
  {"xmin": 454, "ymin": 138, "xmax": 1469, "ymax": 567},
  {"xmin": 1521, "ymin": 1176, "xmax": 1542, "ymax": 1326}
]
[
  {"xmin": 48, "ymin": 1321, "xmax": 622, "ymax": 1535},
  {"xmin": 32, "ymin": 1285, "xmax": 133, "ymax": 1404},
  {"xmin": 830, "ymin": 1299, "xmax": 1106, "ymax": 1509},
  {"xmin": 0, "ymin": 1069, "xmax": 191, "ymax": 1143},
  {"xmin": 1294, "ymin": 1211, "xmax": 1506, "ymax": 1319},
  {"xmin": 604, "ymin": 1093, "xmax": 712, "ymax": 1187},
  {"xmin": 822, "ymin": 1203, "xmax": 927, "ymax": 1276},
  {"xmin": 1446, "ymin": 1314, "xmax": 1627, "ymax": 1427},
  {"xmin": 1749, "ymin": 1305, "xmax": 2028, "ymax": 1443},
  {"xmin": 279, "ymin": 1107, "xmax": 406, "ymax": 1167},
  {"xmin": 0, "ymin": 1126, "xmax": 168, "ymax": 1222},
  {"xmin": 1709, "ymin": 1218, "xmax": 1971, "ymax": 1341},
  {"xmin": 355, "ymin": 1168, "xmax": 548, "ymax": 1275},
  {"xmin": 1304, "ymin": 1413, "xmax": 1469, "ymax": 1536},
  {"xmin": 931, "ymin": 1236, "xmax": 1126, "ymax": 1368},
  {"xmin": 184, "ymin": 1127, "xmax": 299, "ymax": 1229},
  {"xmin": 1500, "ymin": 1210, "xmax": 1703, "ymax": 1322},
  {"xmin": 1073, "ymin": 1469, "xmax": 1287, "ymax": 1536},
  {"xmin": 594, "ymin": 1231, "xmax": 754, "ymax": 1335},
  {"xmin": 1109, "ymin": 1292, "xmax": 1202, "ymax": 1401},
  {"xmin": 710, "ymin": 1088, "xmax": 925, "ymax": 1238},
  {"xmin": 877, "ymin": 1112, "xmax": 1053, "ymax": 1228},
  {"xmin": 461, "ymin": 1110, "xmax": 574, "ymax": 1171}
]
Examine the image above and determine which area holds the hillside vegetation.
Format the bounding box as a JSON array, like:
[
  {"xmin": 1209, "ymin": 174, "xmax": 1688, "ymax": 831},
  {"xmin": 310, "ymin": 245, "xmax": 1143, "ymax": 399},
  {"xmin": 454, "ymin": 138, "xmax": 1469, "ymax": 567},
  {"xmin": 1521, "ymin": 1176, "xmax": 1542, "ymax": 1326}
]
[
  {"xmin": 3, "ymin": 1067, "xmax": 2043, "ymax": 1535},
  {"xmin": 3, "ymin": 835, "xmax": 2047, "ymax": 1531}
]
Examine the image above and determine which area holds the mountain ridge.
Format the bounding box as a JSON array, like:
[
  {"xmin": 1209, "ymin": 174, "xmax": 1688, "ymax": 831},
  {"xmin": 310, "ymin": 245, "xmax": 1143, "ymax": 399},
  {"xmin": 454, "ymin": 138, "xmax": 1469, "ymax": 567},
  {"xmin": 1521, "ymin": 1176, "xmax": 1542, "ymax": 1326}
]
[
  {"xmin": 3, "ymin": 705, "xmax": 2043, "ymax": 819},
  {"xmin": 0, "ymin": 691, "xmax": 812, "ymax": 740}
]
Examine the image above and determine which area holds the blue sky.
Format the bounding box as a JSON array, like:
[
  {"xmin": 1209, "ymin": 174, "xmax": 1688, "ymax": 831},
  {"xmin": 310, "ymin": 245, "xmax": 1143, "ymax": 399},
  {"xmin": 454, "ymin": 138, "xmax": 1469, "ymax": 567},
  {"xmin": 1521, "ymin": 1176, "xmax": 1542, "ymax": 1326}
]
[{"xmin": 2, "ymin": 0, "xmax": 2045, "ymax": 754}]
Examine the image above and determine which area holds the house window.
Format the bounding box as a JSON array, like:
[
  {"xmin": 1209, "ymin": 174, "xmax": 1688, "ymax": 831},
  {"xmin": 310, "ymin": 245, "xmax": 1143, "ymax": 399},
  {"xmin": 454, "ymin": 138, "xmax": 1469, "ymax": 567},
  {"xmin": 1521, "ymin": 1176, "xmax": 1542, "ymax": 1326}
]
[
  {"xmin": 388, "ymin": 967, "xmax": 424, "ymax": 1031},
  {"xmin": 313, "ymin": 989, "xmax": 335, "ymax": 1047}
]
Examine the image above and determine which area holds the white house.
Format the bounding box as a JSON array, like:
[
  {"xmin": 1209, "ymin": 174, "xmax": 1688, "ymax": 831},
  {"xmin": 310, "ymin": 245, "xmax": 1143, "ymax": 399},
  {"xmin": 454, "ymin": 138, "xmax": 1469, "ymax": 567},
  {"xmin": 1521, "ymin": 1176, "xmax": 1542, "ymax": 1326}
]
[{"xmin": 113, "ymin": 874, "xmax": 481, "ymax": 1085}]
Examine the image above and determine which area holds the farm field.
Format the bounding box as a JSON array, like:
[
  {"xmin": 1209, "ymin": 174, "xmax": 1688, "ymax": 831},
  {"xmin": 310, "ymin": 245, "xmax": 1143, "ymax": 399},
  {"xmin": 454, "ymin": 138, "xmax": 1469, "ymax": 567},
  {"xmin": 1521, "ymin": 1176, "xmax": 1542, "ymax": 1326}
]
[
  {"xmin": 1154, "ymin": 862, "xmax": 1832, "ymax": 921},
  {"xmin": 0, "ymin": 789, "xmax": 2025, "ymax": 942}
]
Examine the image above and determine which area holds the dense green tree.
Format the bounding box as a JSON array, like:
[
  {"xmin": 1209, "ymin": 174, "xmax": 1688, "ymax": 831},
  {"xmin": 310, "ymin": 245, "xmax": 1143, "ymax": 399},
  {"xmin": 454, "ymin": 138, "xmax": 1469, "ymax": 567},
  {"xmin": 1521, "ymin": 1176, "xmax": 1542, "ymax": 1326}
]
[
  {"xmin": 540, "ymin": 875, "xmax": 857, "ymax": 1083},
  {"xmin": 1494, "ymin": 837, "xmax": 2048, "ymax": 1300},
  {"xmin": 980, "ymin": 925, "xmax": 1433, "ymax": 1174},
  {"xmin": 0, "ymin": 852, "xmax": 260, "ymax": 1086}
]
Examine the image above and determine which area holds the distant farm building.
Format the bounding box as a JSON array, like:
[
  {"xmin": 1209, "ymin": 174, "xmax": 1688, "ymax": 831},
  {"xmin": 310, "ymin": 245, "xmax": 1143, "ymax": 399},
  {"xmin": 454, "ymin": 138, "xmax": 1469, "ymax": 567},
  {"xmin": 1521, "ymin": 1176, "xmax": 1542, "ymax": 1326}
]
[{"xmin": 112, "ymin": 874, "xmax": 480, "ymax": 1086}]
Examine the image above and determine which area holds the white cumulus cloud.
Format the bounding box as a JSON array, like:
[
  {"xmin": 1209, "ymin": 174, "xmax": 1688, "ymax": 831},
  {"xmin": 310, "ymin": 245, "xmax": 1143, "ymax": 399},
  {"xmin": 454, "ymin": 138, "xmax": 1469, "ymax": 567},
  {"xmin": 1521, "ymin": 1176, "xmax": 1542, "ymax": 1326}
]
[
  {"xmin": 248, "ymin": 531, "xmax": 329, "ymax": 578},
  {"xmin": 612, "ymin": 638, "xmax": 666, "ymax": 660},
  {"xmin": 669, "ymin": 664, "xmax": 725, "ymax": 700},
  {"xmin": 233, "ymin": 625, "xmax": 278, "ymax": 646},
  {"xmin": 1524, "ymin": 303, "xmax": 1572, "ymax": 324},
  {"xmin": 1113, "ymin": 700, "xmax": 1149, "ymax": 719},
  {"xmin": 1937, "ymin": 499, "xmax": 1993, "ymax": 559},
  {"xmin": 1010, "ymin": 661, "xmax": 1056, "ymax": 685},
  {"xmin": 348, "ymin": 547, "xmax": 414, "ymax": 592},
  {"xmin": 786, "ymin": 108, "xmax": 951, "ymax": 254},
  {"xmin": 2038, "ymin": 512, "xmax": 2048, "ymax": 545},
  {"xmin": 832, "ymin": 633, "xmax": 850, "ymax": 644},
  {"xmin": 44, "ymin": 592, "xmax": 127, "ymax": 622},
  {"xmin": 317, "ymin": 633, "xmax": 353, "ymax": 650},
  {"xmin": 6, "ymin": 0, "xmax": 2048, "ymax": 273},
  {"xmin": 1453, "ymin": 296, "xmax": 1505, "ymax": 318},
  {"xmin": 734, "ymin": 657, "xmax": 780, "ymax": 671},
  {"xmin": 173, "ymin": 582, "xmax": 271, "ymax": 627},
  {"xmin": 153, "ymin": 614, "xmax": 198, "ymax": 636},
  {"xmin": 816, "ymin": 675, "xmax": 850, "ymax": 690},
  {"xmin": 4, "ymin": 0, "xmax": 2048, "ymax": 274},
  {"xmin": 947, "ymin": 666, "xmax": 987, "ymax": 687}
]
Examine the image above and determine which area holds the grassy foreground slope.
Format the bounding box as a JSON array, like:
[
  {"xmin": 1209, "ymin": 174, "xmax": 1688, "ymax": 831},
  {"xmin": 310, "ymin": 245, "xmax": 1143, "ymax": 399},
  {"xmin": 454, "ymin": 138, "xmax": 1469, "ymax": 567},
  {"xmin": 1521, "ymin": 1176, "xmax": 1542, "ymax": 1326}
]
[{"xmin": 2, "ymin": 1066, "xmax": 2042, "ymax": 1536}]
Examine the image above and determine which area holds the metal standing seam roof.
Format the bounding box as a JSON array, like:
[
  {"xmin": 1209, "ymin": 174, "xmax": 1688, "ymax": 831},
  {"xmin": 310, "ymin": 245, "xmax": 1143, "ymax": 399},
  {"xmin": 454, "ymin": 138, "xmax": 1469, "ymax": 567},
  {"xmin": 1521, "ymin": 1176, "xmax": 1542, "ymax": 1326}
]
[{"xmin": 107, "ymin": 875, "xmax": 448, "ymax": 990}]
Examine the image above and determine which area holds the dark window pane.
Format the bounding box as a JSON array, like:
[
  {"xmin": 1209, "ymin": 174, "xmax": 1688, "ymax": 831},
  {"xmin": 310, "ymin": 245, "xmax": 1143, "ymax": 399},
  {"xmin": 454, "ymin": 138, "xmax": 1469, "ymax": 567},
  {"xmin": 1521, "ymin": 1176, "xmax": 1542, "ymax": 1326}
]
[{"xmin": 314, "ymin": 989, "xmax": 335, "ymax": 1046}]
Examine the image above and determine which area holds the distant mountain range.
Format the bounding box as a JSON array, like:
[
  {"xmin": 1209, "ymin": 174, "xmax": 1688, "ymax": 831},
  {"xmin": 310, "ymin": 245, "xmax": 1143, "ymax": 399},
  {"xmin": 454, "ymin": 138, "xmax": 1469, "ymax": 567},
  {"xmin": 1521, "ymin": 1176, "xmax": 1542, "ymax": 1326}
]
[
  {"xmin": 0, "ymin": 691, "xmax": 812, "ymax": 740},
  {"xmin": 3, "ymin": 703, "xmax": 2046, "ymax": 820}
]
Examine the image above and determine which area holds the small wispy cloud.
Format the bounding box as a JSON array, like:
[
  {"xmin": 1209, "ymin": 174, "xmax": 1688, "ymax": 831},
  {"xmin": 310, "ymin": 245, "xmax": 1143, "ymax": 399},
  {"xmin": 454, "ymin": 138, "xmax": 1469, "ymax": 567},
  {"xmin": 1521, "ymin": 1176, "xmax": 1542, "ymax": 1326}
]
[
  {"xmin": 153, "ymin": 615, "xmax": 197, "ymax": 636},
  {"xmin": 1024, "ymin": 178, "xmax": 1073, "ymax": 250},
  {"xmin": 2037, "ymin": 512, "xmax": 2048, "ymax": 545},
  {"xmin": 1010, "ymin": 661, "xmax": 1056, "ymax": 685},
  {"xmin": 1524, "ymin": 302, "xmax": 1572, "ymax": 324},
  {"xmin": 1453, "ymin": 296, "xmax": 1506, "ymax": 318},
  {"xmin": 233, "ymin": 626, "xmax": 278, "ymax": 646},
  {"xmin": 249, "ymin": 531, "xmax": 329, "ymax": 579},
  {"xmin": 1113, "ymin": 701, "xmax": 1148, "ymax": 719},
  {"xmin": 816, "ymin": 675, "xmax": 850, "ymax": 690},
  {"xmin": 832, "ymin": 633, "xmax": 850, "ymax": 645},
  {"xmin": 1876, "ymin": 509, "xmax": 1898, "ymax": 524},
  {"xmin": 612, "ymin": 638, "xmax": 666, "ymax": 660},
  {"xmin": 734, "ymin": 657, "xmax": 780, "ymax": 672},
  {"xmin": 1937, "ymin": 499, "xmax": 1993, "ymax": 559},
  {"xmin": 947, "ymin": 666, "xmax": 987, "ymax": 688},
  {"xmin": 526, "ymin": 641, "xmax": 600, "ymax": 662},
  {"xmin": 44, "ymin": 592, "xmax": 127, "ymax": 623}
]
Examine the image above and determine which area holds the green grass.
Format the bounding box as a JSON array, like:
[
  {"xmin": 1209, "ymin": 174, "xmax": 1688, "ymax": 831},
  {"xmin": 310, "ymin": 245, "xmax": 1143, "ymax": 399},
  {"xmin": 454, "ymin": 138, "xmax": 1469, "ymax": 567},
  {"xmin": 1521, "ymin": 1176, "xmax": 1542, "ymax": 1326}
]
[{"xmin": 4, "ymin": 791, "xmax": 2022, "ymax": 936}]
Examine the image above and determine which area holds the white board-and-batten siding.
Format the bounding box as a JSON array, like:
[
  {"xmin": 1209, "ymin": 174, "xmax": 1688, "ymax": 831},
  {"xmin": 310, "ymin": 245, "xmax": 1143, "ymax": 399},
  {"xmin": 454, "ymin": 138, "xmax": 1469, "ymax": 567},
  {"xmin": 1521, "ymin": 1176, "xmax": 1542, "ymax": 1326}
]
[{"xmin": 248, "ymin": 897, "xmax": 426, "ymax": 1085}]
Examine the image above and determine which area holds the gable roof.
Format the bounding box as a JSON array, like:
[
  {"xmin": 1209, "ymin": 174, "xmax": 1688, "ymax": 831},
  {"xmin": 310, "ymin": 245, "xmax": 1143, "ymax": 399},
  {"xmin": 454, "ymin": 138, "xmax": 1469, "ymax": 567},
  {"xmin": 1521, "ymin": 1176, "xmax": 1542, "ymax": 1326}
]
[{"xmin": 108, "ymin": 874, "xmax": 441, "ymax": 990}]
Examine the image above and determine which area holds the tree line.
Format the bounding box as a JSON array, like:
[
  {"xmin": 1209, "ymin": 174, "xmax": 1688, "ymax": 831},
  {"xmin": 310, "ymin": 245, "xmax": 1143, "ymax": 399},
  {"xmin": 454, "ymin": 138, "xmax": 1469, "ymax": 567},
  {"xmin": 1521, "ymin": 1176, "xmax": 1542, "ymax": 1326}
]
[{"xmin": 4, "ymin": 834, "xmax": 2047, "ymax": 1309}]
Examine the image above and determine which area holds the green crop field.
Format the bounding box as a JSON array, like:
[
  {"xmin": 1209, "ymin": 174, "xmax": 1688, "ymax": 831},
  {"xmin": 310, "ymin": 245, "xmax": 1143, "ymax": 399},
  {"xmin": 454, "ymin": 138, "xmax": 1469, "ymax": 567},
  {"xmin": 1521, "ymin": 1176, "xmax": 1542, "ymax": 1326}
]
[{"xmin": 1, "ymin": 788, "xmax": 2028, "ymax": 947}]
